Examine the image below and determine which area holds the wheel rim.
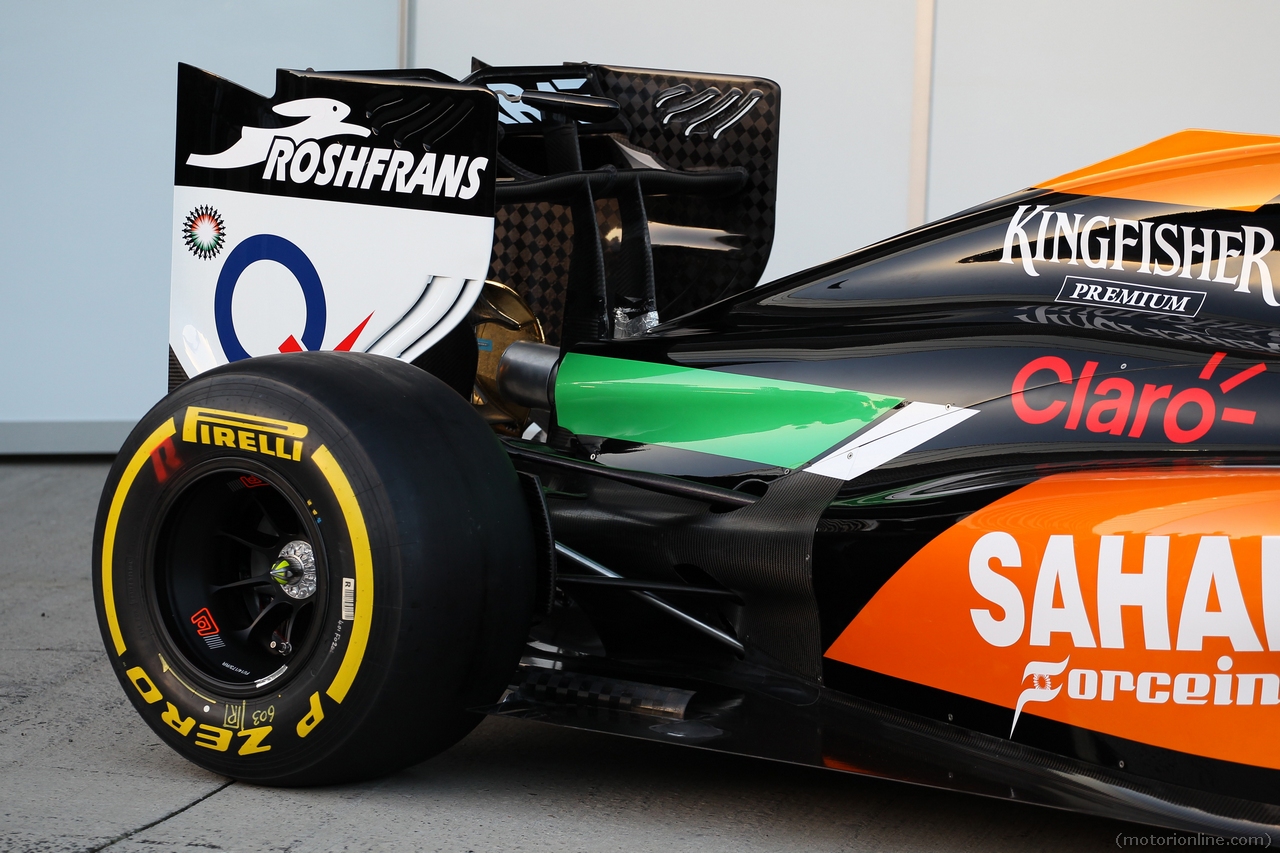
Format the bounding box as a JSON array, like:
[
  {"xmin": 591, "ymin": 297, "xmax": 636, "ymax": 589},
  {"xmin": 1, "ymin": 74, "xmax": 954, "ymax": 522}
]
[{"xmin": 150, "ymin": 465, "xmax": 326, "ymax": 695}]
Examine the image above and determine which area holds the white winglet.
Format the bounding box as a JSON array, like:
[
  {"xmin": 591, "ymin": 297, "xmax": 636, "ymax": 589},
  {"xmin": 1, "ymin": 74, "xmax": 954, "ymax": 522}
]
[{"xmin": 804, "ymin": 401, "xmax": 978, "ymax": 482}]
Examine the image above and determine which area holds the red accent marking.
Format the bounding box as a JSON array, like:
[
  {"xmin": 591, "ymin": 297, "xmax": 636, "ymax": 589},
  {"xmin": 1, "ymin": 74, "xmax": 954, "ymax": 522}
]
[
  {"xmin": 190, "ymin": 607, "xmax": 219, "ymax": 637},
  {"xmin": 1220, "ymin": 362, "xmax": 1267, "ymax": 393},
  {"xmin": 278, "ymin": 335, "xmax": 303, "ymax": 353},
  {"xmin": 1222, "ymin": 408, "xmax": 1257, "ymax": 425},
  {"xmin": 1199, "ymin": 352, "xmax": 1226, "ymax": 380},
  {"xmin": 1064, "ymin": 361, "xmax": 1098, "ymax": 430},
  {"xmin": 334, "ymin": 312, "xmax": 374, "ymax": 352},
  {"xmin": 239, "ymin": 475, "xmax": 268, "ymax": 489},
  {"xmin": 1163, "ymin": 387, "xmax": 1215, "ymax": 443},
  {"xmin": 1011, "ymin": 355, "xmax": 1073, "ymax": 424},
  {"xmin": 1128, "ymin": 384, "xmax": 1172, "ymax": 438},
  {"xmin": 149, "ymin": 436, "xmax": 181, "ymax": 483}
]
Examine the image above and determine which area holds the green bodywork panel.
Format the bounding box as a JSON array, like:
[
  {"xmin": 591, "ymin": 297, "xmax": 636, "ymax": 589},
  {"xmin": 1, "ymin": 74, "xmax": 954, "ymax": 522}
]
[{"xmin": 554, "ymin": 353, "xmax": 903, "ymax": 469}]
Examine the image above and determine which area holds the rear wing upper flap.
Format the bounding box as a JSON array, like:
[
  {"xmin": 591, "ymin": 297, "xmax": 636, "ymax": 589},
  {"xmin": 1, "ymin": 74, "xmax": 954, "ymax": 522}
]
[{"xmin": 176, "ymin": 63, "xmax": 499, "ymax": 216}]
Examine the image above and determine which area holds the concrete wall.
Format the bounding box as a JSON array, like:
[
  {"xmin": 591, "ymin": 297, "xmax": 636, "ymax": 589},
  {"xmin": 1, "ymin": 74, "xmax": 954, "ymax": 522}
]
[{"xmin": 2, "ymin": 0, "xmax": 1277, "ymax": 451}]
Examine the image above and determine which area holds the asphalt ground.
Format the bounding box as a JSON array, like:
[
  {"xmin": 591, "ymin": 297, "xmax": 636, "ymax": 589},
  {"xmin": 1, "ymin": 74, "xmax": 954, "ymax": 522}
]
[{"xmin": 0, "ymin": 459, "xmax": 1151, "ymax": 852}]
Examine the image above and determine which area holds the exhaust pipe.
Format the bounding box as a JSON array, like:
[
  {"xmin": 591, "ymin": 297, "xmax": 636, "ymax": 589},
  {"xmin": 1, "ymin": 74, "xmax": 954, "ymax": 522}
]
[{"xmin": 497, "ymin": 341, "xmax": 560, "ymax": 410}]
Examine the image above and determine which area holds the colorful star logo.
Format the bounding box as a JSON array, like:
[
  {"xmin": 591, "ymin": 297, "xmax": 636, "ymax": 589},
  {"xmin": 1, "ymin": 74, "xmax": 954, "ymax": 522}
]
[{"xmin": 182, "ymin": 205, "xmax": 226, "ymax": 260}]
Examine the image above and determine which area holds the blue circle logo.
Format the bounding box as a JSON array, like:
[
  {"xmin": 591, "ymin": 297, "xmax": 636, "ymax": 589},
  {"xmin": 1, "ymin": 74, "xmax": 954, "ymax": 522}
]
[{"xmin": 214, "ymin": 234, "xmax": 326, "ymax": 362}]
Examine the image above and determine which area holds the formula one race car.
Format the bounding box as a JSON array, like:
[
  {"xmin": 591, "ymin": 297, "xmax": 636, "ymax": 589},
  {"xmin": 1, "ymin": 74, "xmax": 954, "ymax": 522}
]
[{"xmin": 94, "ymin": 60, "xmax": 1280, "ymax": 837}]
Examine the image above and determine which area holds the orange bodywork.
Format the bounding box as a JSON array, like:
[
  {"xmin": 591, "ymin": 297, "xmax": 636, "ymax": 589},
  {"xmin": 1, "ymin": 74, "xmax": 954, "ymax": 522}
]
[
  {"xmin": 1038, "ymin": 129, "xmax": 1280, "ymax": 212},
  {"xmin": 825, "ymin": 469, "xmax": 1280, "ymax": 769}
]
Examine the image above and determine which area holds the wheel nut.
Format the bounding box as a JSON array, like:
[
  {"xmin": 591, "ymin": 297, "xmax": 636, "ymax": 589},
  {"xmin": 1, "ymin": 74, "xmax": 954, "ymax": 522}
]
[{"xmin": 272, "ymin": 540, "xmax": 317, "ymax": 600}]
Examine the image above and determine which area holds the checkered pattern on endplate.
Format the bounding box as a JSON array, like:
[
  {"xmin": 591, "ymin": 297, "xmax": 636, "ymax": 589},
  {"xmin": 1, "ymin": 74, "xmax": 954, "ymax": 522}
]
[
  {"xmin": 488, "ymin": 202, "xmax": 574, "ymax": 347},
  {"xmin": 599, "ymin": 67, "xmax": 780, "ymax": 318},
  {"xmin": 486, "ymin": 67, "xmax": 779, "ymax": 337},
  {"xmin": 488, "ymin": 198, "xmax": 625, "ymax": 347}
]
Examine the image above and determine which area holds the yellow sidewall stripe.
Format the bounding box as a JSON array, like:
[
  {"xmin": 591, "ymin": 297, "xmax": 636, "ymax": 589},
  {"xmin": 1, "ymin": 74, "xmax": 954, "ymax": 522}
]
[
  {"xmin": 103, "ymin": 424, "xmax": 374, "ymax": 702},
  {"xmin": 103, "ymin": 418, "xmax": 177, "ymax": 656},
  {"xmin": 311, "ymin": 444, "xmax": 374, "ymax": 704}
]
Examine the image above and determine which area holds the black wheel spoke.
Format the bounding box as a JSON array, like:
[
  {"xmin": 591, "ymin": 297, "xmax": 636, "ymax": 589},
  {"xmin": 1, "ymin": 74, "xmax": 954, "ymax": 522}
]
[
  {"xmin": 250, "ymin": 493, "xmax": 298, "ymax": 540},
  {"xmin": 155, "ymin": 467, "xmax": 319, "ymax": 688},
  {"xmin": 211, "ymin": 572, "xmax": 278, "ymax": 593},
  {"xmin": 216, "ymin": 530, "xmax": 280, "ymax": 554},
  {"xmin": 267, "ymin": 606, "xmax": 303, "ymax": 656},
  {"xmin": 281, "ymin": 607, "xmax": 299, "ymax": 644},
  {"xmin": 243, "ymin": 599, "xmax": 290, "ymax": 640}
]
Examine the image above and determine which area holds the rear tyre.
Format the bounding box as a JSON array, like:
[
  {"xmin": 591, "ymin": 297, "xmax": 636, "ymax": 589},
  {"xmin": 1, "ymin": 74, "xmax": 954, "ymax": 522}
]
[{"xmin": 92, "ymin": 352, "xmax": 535, "ymax": 785}]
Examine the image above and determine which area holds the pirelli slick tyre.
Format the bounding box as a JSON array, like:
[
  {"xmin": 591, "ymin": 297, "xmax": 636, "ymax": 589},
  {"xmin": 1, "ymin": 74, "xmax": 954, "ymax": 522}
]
[{"xmin": 92, "ymin": 352, "xmax": 536, "ymax": 785}]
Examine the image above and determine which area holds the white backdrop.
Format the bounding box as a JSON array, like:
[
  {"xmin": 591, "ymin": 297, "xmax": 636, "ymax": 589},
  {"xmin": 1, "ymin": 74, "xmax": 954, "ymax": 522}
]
[
  {"xmin": 411, "ymin": 1, "xmax": 919, "ymax": 283},
  {"xmin": 2, "ymin": 0, "xmax": 1278, "ymax": 451},
  {"xmin": 929, "ymin": 0, "xmax": 1280, "ymax": 221},
  {"xmin": 0, "ymin": 2, "xmax": 397, "ymax": 451}
]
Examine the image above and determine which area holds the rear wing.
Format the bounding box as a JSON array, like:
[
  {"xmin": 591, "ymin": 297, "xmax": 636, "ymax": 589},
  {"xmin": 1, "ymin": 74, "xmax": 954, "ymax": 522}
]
[
  {"xmin": 469, "ymin": 62, "xmax": 780, "ymax": 345},
  {"xmin": 168, "ymin": 61, "xmax": 778, "ymax": 386},
  {"xmin": 170, "ymin": 64, "xmax": 498, "ymax": 383}
]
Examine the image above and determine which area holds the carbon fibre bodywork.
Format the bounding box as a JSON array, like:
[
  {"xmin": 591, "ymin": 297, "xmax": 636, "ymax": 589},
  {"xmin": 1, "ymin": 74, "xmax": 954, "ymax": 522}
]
[{"xmin": 495, "ymin": 150, "xmax": 1280, "ymax": 835}]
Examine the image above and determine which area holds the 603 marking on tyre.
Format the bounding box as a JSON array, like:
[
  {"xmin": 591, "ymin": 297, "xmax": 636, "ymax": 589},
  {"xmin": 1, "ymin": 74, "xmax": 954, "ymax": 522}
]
[
  {"xmin": 93, "ymin": 353, "xmax": 536, "ymax": 784},
  {"xmin": 97, "ymin": 406, "xmax": 371, "ymax": 772}
]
